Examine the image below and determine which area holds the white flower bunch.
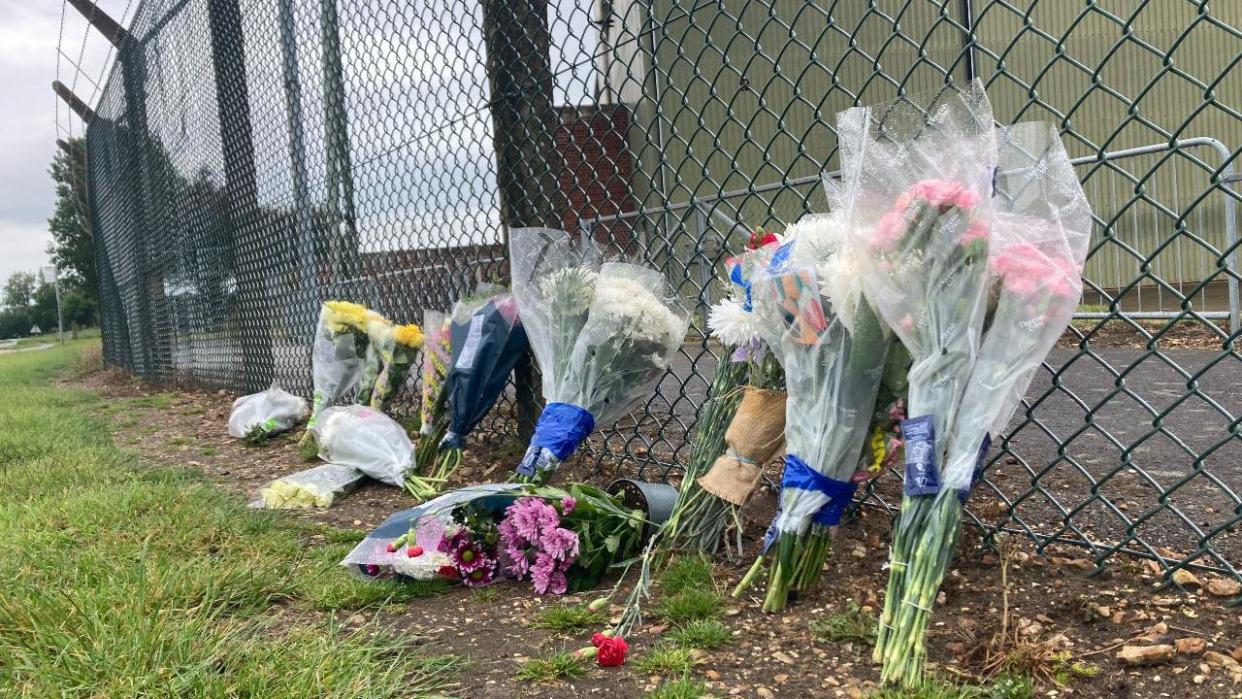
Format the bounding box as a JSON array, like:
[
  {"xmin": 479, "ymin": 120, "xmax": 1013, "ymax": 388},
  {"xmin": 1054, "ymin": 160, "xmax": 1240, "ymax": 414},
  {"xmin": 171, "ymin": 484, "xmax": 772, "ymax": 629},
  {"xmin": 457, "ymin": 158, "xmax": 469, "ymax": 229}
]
[
  {"xmin": 538, "ymin": 267, "xmax": 598, "ymax": 316},
  {"xmin": 592, "ymin": 272, "xmax": 686, "ymax": 350}
]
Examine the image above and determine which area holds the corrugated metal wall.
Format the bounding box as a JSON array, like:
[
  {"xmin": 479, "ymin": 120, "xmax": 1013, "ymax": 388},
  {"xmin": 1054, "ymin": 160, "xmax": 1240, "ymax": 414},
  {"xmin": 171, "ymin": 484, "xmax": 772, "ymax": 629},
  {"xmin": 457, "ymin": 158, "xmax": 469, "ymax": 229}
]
[{"xmin": 629, "ymin": 0, "xmax": 1241, "ymax": 311}]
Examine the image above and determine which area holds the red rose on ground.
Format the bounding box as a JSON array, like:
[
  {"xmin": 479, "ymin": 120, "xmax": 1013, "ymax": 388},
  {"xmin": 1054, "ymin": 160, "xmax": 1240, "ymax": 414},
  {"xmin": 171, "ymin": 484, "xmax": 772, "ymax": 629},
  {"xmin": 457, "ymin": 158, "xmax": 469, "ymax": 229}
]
[{"xmin": 595, "ymin": 636, "xmax": 628, "ymax": 667}]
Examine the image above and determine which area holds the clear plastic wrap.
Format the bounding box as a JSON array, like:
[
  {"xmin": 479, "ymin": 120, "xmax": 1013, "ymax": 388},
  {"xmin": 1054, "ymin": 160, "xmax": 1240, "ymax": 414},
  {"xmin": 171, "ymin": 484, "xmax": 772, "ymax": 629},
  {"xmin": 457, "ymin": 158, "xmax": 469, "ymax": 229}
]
[
  {"xmin": 258, "ymin": 464, "xmax": 365, "ymax": 509},
  {"xmin": 306, "ymin": 301, "xmax": 371, "ymax": 431},
  {"xmin": 761, "ymin": 259, "xmax": 890, "ymax": 536},
  {"xmin": 838, "ymin": 81, "xmax": 997, "ymax": 487},
  {"xmin": 940, "ymin": 122, "xmax": 1092, "ymax": 490},
  {"xmin": 510, "ymin": 227, "xmax": 603, "ymax": 405},
  {"xmin": 509, "ymin": 229, "xmax": 689, "ymax": 481},
  {"xmin": 313, "ymin": 405, "xmax": 414, "ymax": 486},
  {"xmin": 417, "ymin": 310, "xmax": 451, "ymax": 439},
  {"xmin": 356, "ymin": 314, "xmax": 394, "ymax": 406},
  {"xmin": 227, "ymin": 386, "xmax": 309, "ymax": 438}
]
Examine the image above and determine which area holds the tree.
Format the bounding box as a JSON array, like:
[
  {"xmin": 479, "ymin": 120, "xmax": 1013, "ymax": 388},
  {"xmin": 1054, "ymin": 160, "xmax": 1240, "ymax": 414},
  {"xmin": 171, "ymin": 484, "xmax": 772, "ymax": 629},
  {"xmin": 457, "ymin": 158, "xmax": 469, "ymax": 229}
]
[
  {"xmin": 47, "ymin": 138, "xmax": 96, "ymax": 303},
  {"xmin": 3, "ymin": 271, "xmax": 36, "ymax": 309}
]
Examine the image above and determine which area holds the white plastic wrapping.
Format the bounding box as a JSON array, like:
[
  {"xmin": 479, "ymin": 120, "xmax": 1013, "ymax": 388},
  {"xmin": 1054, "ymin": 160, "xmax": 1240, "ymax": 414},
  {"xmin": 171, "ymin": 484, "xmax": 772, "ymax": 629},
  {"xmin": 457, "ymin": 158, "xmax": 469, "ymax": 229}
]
[
  {"xmin": 313, "ymin": 405, "xmax": 414, "ymax": 486},
  {"xmin": 510, "ymin": 227, "xmax": 603, "ymax": 408},
  {"xmin": 509, "ymin": 228, "xmax": 690, "ymax": 479},
  {"xmin": 838, "ymin": 81, "xmax": 997, "ymax": 466},
  {"xmin": 759, "ymin": 217, "xmax": 891, "ymax": 535},
  {"xmin": 940, "ymin": 123, "xmax": 1092, "ymax": 490},
  {"xmin": 306, "ymin": 302, "xmax": 371, "ymax": 430},
  {"xmin": 565, "ymin": 261, "xmax": 691, "ymax": 426},
  {"xmin": 227, "ymin": 386, "xmax": 309, "ymax": 438},
  {"xmin": 258, "ymin": 464, "xmax": 365, "ymax": 508}
]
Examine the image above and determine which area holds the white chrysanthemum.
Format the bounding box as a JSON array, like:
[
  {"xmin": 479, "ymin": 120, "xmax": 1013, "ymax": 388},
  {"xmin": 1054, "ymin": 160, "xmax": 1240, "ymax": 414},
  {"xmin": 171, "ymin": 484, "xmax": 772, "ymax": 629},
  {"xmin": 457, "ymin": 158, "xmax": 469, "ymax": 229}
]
[
  {"xmin": 707, "ymin": 297, "xmax": 765, "ymax": 347},
  {"xmin": 821, "ymin": 245, "xmax": 867, "ymax": 331},
  {"xmin": 590, "ymin": 274, "xmax": 686, "ymax": 348},
  {"xmin": 538, "ymin": 267, "xmax": 597, "ymax": 315},
  {"xmin": 785, "ymin": 212, "xmax": 847, "ymax": 269}
]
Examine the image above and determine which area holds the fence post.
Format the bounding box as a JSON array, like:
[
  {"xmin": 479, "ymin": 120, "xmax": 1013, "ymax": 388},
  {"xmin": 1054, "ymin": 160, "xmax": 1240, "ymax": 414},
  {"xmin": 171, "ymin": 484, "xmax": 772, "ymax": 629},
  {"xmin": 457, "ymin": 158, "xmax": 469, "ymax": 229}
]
[
  {"xmin": 320, "ymin": 0, "xmax": 361, "ymax": 289},
  {"xmin": 482, "ymin": 0, "xmax": 563, "ymax": 440},
  {"xmin": 209, "ymin": 0, "xmax": 276, "ymax": 391}
]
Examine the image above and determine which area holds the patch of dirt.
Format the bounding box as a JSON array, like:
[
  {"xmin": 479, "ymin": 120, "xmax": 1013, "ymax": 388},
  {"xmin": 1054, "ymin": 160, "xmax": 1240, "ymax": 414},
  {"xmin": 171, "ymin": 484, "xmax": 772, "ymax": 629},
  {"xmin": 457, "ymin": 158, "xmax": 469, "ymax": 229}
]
[
  {"xmin": 77, "ymin": 369, "xmax": 1242, "ymax": 698},
  {"xmin": 1058, "ymin": 319, "xmax": 1231, "ymax": 350}
]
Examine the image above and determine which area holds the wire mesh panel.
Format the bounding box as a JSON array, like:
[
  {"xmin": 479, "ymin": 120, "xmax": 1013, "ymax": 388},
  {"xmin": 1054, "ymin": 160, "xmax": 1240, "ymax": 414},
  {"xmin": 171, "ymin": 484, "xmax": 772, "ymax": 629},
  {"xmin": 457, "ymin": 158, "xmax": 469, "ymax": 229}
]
[{"xmin": 86, "ymin": 0, "xmax": 1241, "ymax": 584}]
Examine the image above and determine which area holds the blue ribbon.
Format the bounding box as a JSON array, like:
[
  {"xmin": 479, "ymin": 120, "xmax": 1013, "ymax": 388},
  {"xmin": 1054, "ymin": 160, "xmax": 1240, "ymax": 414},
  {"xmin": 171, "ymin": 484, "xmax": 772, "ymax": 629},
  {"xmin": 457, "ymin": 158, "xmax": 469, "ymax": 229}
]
[
  {"xmin": 767, "ymin": 239, "xmax": 794, "ymax": 273},
  {"xmin": 781, "ymin": 454, "xmax": 860, "ymax": 527},
  {"xmin": 729, "ymin": 262, "xmax": 754, "ymax": 312},
  {"xmin": 529, "ymin": 402, "xmax": 595, "ymax": 460}
]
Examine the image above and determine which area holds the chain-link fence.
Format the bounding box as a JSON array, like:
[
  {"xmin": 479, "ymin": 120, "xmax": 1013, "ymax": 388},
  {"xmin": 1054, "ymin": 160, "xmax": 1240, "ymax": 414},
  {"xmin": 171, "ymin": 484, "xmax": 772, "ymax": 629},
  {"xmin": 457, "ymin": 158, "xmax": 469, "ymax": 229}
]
[{"xmin": 84, "ymin": 0, "xmax": 1240, "ymax": 586}]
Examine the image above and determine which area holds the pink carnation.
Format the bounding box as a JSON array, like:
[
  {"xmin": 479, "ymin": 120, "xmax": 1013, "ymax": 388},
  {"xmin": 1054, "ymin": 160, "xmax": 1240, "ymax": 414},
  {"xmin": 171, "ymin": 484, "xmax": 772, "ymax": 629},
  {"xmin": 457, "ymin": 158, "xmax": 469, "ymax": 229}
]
[
  {"xmin": 958, "ymin": 219, "xmax": 989, "ymax": 246},
  {"xmin": 909, "ymin": 179, "xmax": 980, "ymax": 210},
  {"xmin": 870, "ymin": 210, "xmax": 908, "ymax": 251},
  {"xmin": 992, "ymin": 243, "xmax": 1081, "ymax": 301}
]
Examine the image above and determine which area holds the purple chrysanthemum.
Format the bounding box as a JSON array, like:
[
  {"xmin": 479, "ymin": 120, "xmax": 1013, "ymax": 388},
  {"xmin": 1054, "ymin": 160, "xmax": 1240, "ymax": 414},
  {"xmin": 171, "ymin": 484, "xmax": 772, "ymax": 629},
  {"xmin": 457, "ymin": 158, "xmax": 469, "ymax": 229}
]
[
  {"xmin": 560, "ymin": 496, "xmax": 576, "ymax": 515},
  {"xmin": 540, "ymin": 527, "xmax": 579, "ymax": 563}
]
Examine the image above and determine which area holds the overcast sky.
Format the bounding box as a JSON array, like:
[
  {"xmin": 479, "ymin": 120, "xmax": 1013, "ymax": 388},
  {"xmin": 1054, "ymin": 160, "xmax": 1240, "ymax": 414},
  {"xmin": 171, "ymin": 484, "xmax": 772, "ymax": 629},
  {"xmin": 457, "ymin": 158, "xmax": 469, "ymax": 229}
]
[{"xmin": 0, "ymin": 1, "xmax": 128, "ymax": 284}]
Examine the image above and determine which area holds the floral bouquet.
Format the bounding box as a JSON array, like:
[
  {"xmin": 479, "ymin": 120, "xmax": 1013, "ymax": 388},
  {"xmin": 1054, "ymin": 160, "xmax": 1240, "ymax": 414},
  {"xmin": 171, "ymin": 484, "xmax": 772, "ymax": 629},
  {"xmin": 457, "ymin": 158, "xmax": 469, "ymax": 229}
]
[
  {"xmin": 500, "ymin": 484, "xmax": 645, "ymax": 594},
  {"xmin": 303, "ymin": 300, "xmax": 373, "ymax": 441},
  {"xmin": 728, "ymin": 212, "xmax": 893, "ymax": 613},
  {"xmin": 406, "ymin": 292, "xmax": 528, "ymax": 501},
  {"xmin": 833, "ymin": 83, "xmax": 997, "ymax": 674},
  {"xmin": 874, "ymin": 122, "xmax": 1091, "ymax": 685},
  {"xmin": 368, "ymin": 323, "xmax": 424, "ymax": 411},
  {"xmin": 411, "ymin": 311, "xmax": 451, "ymax": 482},
  {"xmin": 355, "ymin": 311, "xmax": 394, "ymax": 406},
  {"xmin": 510, "ymin": 228, "xmax": 690, "ymax": 484}
]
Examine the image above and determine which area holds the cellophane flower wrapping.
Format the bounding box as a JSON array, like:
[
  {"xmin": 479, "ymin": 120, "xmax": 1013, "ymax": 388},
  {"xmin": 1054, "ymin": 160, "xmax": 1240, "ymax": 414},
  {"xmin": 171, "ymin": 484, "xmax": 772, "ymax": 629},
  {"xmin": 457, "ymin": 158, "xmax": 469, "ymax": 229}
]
[
  {"xmin": 412, "ymin": 311, "xmax": 451, "ymax": 478},
  {"xmin": 314, "ymin": 405, "xmax": 414, "ymax": 487},
  {"xmin": 369, "ymin": 322, "xmax": 424, "ymax": 411},
  {"xmin": 835, "ymin": 82, "xmax": 998, "ymax": 681},
  {"xmin": 752, "ymin": 212, "xmax": 892, "ymax": 612},
  {"xmin": 407, "ymin": 291, "xmax": 529, "ymax": 501},
  {"xmin": 306, "ymin": 301, "xmax": 372, "ymax": 432},
  {"xmin": 228, "ymin": 386, "xmax": 309, "ymax": 439},
  {"xmin": 510, "ymin": 228, "xmax": 689, "ymax": 483},
  {"xmin": 880, "ymin": 123, "xmax": 1092, "ymax": 685},
  {"xmin": 356, "ymin": 311, "xmax": 393, "ymax": 407}
]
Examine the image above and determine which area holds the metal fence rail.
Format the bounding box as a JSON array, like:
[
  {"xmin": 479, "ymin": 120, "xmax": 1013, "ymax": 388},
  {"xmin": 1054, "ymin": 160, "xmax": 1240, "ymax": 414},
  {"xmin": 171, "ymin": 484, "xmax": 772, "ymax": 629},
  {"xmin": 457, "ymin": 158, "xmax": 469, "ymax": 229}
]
[{"xmin": 80, "ymin": 0, "xmax": 1241, "ymax": 586}]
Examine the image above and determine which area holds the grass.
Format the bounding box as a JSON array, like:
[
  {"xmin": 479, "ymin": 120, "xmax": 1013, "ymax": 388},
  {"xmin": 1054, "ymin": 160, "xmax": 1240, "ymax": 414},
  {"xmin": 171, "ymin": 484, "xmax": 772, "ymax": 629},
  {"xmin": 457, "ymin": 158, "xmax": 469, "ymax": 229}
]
[
  {"xmin": 515, "ymin": 650, "xmax": 588, "ymax": 682},
  {"xmin": 655, "ymin": 587, "xmax": 725, "ymax": 623},
  {"xmin": 471, "ymin": 586, "xmax": 501, "ymax": 603},
  {"xmin": 0, "ymin": 340, "xmax": 459, "ymax": 696},
  {"xmin": 646, "ymin": 676, "xmax": 712, "ymax": 699},
  {"xmin": 809, "ymin": 601, "xmax": 878, "ymax": 646},
  {"xmin": 661, "ymin": 554, "xmax": 714, "ymax": 594},
  {"xmin": 633, "ymin": 644, "xmax": 696, "ymax": 675},
  {"xmin": 665, "ymin": 619, "xmax": 732, "ymax": 650},
  {"xmin": 870, "ymin": 674, "xmax": 1034, "ymax": 699},
  {"xmin": 531, "ymin": 603, "xmax": 607, "ymax": 633}
]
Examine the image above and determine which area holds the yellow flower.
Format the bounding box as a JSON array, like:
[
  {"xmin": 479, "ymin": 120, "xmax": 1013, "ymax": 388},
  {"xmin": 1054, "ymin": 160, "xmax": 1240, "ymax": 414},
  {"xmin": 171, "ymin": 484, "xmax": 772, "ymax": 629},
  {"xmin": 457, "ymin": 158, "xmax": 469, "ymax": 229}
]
[
  {"xmin": 322, "ymin": 300, "xmax": 370, "ymax": 334},
  {"xmin": 393, "ymin": 323, "xmax": 425, "ymax": 349},
  {"xmin": 867, "ymin": 426, "xmax": 886, "ymax": 473}
]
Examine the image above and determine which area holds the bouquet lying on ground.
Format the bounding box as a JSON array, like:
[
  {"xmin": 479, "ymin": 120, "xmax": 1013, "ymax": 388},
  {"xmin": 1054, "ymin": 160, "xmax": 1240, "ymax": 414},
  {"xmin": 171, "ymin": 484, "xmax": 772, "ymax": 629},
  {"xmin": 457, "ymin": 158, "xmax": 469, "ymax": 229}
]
[
  {"xmin": 413, "ymin": 311, "xmax": 452, "ymax": 473},
  {"xmin": 339, "ymin": 483, "xmax": 646, "ymax": 592},
  {"xmin": 228, "ymin": 385, "xmax": 309, "ymax": 442},
  {"xmin": 871, "ymin": 121, "xmax": 1092, "ymax": 685},
  {"xmin": 303, "ymin": 300, "xmax": 373, "ymax": 438},
  {"xmin": 499, "ymin": 485, "xmax": 645, "ymax": 594},
  {"xmin": 730, "ymin": 212, "xmax": 894, "ymax": 613},
  {"xmin": 510, "ymin": 228, "xmax": 690, "ymax": 484},
  {"xmin": 406, "ymin": 291, "xmax": 528, "ymax": 500}
]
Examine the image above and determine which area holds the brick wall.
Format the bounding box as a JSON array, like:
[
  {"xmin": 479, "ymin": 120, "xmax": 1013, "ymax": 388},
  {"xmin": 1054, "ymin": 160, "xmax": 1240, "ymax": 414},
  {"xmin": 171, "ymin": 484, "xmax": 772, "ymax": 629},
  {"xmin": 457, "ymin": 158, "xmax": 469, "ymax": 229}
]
[{"xmin": 555, "ymin": 104, "xmax": 637, "ymax": 251}]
